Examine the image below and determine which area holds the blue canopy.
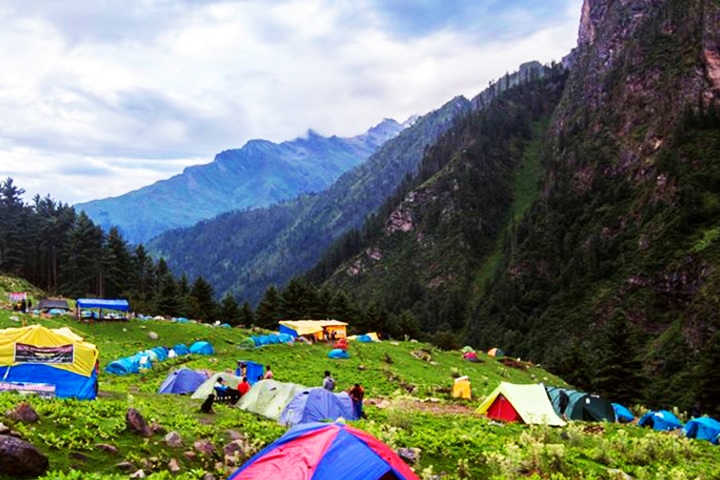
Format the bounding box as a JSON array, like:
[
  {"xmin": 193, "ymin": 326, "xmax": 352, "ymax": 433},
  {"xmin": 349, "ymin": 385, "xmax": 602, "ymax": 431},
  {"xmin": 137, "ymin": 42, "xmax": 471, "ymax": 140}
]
[
  {"xmin": 638, "ymin": 410, "xmax": 683, "ymax": 431},
  {"xmin": 683, "ymin": 417, "xmax": 720, "ymax": 443},
  {"xmin": 236, "ymin": 360, "xmax": 264, "ymax": 385},
  {"xmin": 189, "ymin": 341, "xmax": 214, "ymax": 355},
  {"xmin": 328, "ymin": 349, "xmax": 350, "ymax": 359},
  {"xmin": 280, "ymin": 388, "xmax": 358, "ymax": 426},
  {"xmin": 612, "ymin": 403, "xmax": 635, "ymax": 423},
  {"xmin": 76, "ymin": 298, "xmax": 130, "ymax": 311},
  {"xmin": 158, "ymin": 368, "xmax": 207, "ymax": 395}
]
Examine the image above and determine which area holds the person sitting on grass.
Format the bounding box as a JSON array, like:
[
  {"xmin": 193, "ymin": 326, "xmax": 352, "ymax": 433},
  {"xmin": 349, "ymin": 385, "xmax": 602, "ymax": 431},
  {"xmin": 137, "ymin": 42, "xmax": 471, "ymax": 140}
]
[{"xmin": 214, "ymin": 377, "xmax": 240, "ymax": 404}]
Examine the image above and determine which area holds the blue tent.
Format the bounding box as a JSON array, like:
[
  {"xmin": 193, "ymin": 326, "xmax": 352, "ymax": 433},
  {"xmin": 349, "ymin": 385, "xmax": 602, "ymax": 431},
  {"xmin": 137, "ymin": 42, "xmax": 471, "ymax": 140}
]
[
  {"xmin": 105, "ymin": 357, "xmax": 139, "ymax": 375},
  {"xmin": 638, "ymin": 410, "xmax": 683, "ymax": 431},
  {"xmin": 280, "ymin": 388, "xmax": 357, "ymax": 426},
  {"xmin": 189, "ymin": 341, "xmax": 214, "ymax": 355},
  {"xmin": 151, "ymin": 347, "xmax": 169, "ymax": 362},
  {"xmin": 173, "ymin": 343, "xmax": 189, "ymax": 355},
  {"xmin": 328, "ymin": 349, "xmax": 350, "ymax": 359},
  {"xmin": 236, "ymin": 360, "xmax": 264, "ymax": 385},
  {"xmin": 612, "ymin": 403, "xmax": 635, "ymax": 423},
  {"xmin": 356, "ymin": 334, "xmax": 372, "ymax": 343},
  {"xmin": 683, "ymin": 417, "xmax": 720, "ymax": 443},
  {"xmin": 158, "ymin": 368, "xmax": 207, "ymax": 395}
]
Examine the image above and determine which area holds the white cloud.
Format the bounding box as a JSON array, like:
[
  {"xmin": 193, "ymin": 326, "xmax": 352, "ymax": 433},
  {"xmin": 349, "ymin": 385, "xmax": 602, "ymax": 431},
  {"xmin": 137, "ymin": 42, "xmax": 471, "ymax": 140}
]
[{"xmin": 0, "ymin": 0, "xmax": 582, "ymax": 205}]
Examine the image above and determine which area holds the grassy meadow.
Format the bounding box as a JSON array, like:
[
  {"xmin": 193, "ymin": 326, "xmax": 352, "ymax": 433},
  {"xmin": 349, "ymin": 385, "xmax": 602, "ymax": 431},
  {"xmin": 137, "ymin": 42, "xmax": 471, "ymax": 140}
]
[{"xmin": 0, "ymin": 308, "xmax": 718, "ymax": 479}]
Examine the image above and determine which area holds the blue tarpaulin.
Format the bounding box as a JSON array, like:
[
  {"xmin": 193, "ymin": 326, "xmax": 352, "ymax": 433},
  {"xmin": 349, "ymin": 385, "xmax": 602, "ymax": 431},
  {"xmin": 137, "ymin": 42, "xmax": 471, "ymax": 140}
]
[
  {"xmin": 236, "ymin": 360, "xmax": 264, "ymax": 385},
  {"xmin": 76, "ymin": 299, "xmax": 130, "ymax": 311}
]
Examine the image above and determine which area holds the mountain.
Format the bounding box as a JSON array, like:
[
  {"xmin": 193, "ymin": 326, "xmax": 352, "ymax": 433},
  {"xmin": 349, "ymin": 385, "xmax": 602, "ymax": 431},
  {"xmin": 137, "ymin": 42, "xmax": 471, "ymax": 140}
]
[
  {"xmin": 315, "ymin": 0, "xmax": 720, "ymax": 412},
  {"xmin": 148, "ymin": 96, "xmax": 472, "ymax": 303},
  {"xmin": 75, "ymin": 119, "xmax": 404, "ymax": 244}
]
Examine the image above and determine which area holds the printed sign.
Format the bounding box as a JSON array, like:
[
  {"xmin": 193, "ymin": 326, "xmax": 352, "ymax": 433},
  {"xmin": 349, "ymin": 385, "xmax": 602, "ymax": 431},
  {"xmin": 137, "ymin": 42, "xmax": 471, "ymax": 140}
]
[
  {"xmin": 14, "ymin": 343, "xmax": 74, "ymax": 364},
  {"xmin": 0, "ymin": 381, "xmax": 56, "ymax": 398}
]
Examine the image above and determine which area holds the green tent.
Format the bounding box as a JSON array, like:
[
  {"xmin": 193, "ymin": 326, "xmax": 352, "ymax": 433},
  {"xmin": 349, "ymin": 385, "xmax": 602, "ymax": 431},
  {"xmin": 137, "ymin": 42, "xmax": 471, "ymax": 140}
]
[
  {"xmin": 237, "ymin": 379, "xmax": 307, "ymax": 420},
  {"xmin": 546, "ymin": 387, "xmax": 616, "ymax": 422},
  {"xmin": 190, "ymin": 372, "xmax": 243, "ymax": 400}
]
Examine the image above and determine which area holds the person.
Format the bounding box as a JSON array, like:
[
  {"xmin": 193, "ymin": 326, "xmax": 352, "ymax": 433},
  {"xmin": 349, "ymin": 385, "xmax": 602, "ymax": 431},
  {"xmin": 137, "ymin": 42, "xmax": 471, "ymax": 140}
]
[
  {"xmin": 20, "ymin": 298, "xmax": 27, "ymax": 313},
  {"xmin": 238, "ymin": 376, "xmax": 251, "ymax": 397},
  {"xmin": 236, "ymin": 361, "xmax": 247, "ymax": 378},
  {"xmin": 263, "ymin": 365, "xmax": 273, "ymax": 380},
  {"xmin": 323, "ymin": 371, "xmax": 335, "ymax": 391},
  {"xmin": 331, "ymin": 330, "xmax": 337, "ymax": 341},
  {"xmin": 691, "ymin": 401, "xmax": 702, "ymax": 418},
  {"xmin": 558, "ymin": 390, "xmax": 569, "ymax": 419},
  {"xmin": 348, "ymin": 383, "xmax": 366, "ymax": 419},
  {"xmin": 214, "ymin": 377, "xmax": 240, "ymax": 404}
]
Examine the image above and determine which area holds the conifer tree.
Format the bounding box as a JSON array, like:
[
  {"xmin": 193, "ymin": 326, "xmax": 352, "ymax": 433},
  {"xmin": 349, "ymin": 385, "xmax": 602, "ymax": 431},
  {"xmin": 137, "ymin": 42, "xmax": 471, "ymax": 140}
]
[
  {"xmin": 220, "ymin": 293, "xmax": 241, "ymax": 325},
  {"xmin": 190, "ymin": 276, "xmax": 216, "ymax": 323},
  {"xmin": 255, "ymin": 286, "xmax": 282, "ymax": 329}
]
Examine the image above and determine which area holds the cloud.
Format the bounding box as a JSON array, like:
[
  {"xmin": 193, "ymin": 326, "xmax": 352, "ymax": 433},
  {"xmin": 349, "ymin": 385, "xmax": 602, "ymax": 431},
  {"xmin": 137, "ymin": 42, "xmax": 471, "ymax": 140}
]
[{"xmin": 0, "ymin": 0, "xmax": 582, "ymax": 205}]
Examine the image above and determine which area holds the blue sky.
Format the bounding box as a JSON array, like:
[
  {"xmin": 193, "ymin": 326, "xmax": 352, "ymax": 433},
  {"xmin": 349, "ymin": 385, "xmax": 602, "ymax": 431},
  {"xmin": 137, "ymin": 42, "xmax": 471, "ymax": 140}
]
[{"xmin": 0, "ymin": 0, "xmax": 582, "ymax": 204}]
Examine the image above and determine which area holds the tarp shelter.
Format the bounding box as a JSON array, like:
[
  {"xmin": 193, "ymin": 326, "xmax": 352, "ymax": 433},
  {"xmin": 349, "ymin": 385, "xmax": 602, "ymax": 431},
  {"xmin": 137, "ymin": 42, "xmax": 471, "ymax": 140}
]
[
  {"xmin": 638, "ymin": 410, "xmax": 683, "ymax": 431},
  {"xmin": 191, "ymin": 372, "xmax": 243, "ymax": 400},
  {"xmin": 0, "ymin": 324, "xmax": 98, "ymax": 399},
  {"xmin": 328, "ymin": 349, "xmax": 350, "ymax": 359},
  {"xmin": 189, "ymin": 341, "xmax": 214, "ymax": 355},
  {"xmin": 477, "ymin": 382, "xmax": 566, "ymax": 426},
  {"xmin": 236, "ymin": 360, "xmax": 264, "ymax": 385},
  {"xmin": 37, "ymin": 298, "xmax": 71, "ymax": 312},
  {"xmin": 279, "ymin": 387, "xmax": 358, "ymax": 426},
  {"xmin": 76, "ymin": 298, "xmax": 130, "ymax": 320},
  {"xmin": 279, "ymin": 320, "xmax": 348, "ymax": 341},
  {"xmin": 546, "ymin": 387, "xmax": 616, "ymax": 422},
  {"xmin": 612, "ymin": 403, "xmax": 635, "ymax": 423},
  {"xmin": 488, "ymin": 347, "xmax": 504, "ymax": 357},
  {"xmin": 159, "ymin": 368, "xmax": 207, "ymax": 395},
  {"xmin": 228, "ymin": 422, "xmax": 420, "ymax": 480},
  {"xmin": 452, "ymin": 376, "xmax": 471, "ymax": 399},
  {"xmin": 237, "ymin": 379, "xmax": 307, "ymax": 421},
  {"xmin": 683, "ymin": 417, "xmax": 720, "ymax": 443}
]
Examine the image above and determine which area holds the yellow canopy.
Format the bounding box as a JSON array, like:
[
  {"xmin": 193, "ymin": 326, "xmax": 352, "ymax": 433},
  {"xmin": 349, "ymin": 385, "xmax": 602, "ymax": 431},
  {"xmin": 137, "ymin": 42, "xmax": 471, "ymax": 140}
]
[
  {"xmin": 279, "ymin": 320, "xmax": 348, "ymax": 340},
  {"xmin": 477, "ymin": 382, "xmax": 566, "ymax": 426},
  {"xmin": 0, "ymin": 324, "xmax": 98, "ymax": 377}
]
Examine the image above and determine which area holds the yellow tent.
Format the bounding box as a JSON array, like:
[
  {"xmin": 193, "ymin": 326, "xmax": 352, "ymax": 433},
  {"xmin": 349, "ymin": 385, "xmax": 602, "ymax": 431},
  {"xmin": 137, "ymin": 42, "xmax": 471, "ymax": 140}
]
[
  {"xmin": 452, "ymin": 376, "xmax": 471, "ymax": 399},
  {"xmin": 278, "ymin": 320, "xmax": 347, "ymax": 340},
  {"xmin": 476, "ymin": 382, "xmax": 566, "ymax": 426}
]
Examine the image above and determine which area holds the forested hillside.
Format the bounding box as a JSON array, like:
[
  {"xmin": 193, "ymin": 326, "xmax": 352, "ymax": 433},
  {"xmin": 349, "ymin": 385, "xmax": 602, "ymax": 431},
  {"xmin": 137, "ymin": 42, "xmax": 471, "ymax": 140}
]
[{"xmin": 149, "ymin": 96, "xmax": 471, "ymax": 304}]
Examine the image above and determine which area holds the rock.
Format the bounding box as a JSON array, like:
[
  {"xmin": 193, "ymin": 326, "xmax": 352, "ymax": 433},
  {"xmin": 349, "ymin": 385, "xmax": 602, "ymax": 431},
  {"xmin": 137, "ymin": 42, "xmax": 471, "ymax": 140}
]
[
  {"xmin": 223, "ymin": 439, "xmax": 251, "ymax": 465},
  {"xmin": 70, "ymin": 451, "xmax": 90, "ymax": 462},
  {"xmin": 168, "ymin": 458, "xmax": 181, "ymax": 473},
  {"xmin": 6, "ymin": 402, "xmax": 40, "ymax": 423},
  {"xmin": 607, "ymin": 469, "xmax": 633, "ymax": 480},
  {"xmin": 130, "ymin": 469, "xmax": 146, "ymax": 478},
  {"xmin": 165, "ymin": 431, "xmax": 183, "ymax": 448},
  {"xmin": 0, "ymin": 423, "xmax": 9, "ymax": 435},
  {"xmin": 226, "ymin": 429, "xmax": 244, "ymax": 441},
  {"xmin": 126, "ymin": 408, "xmax": 153, "ymax": 437},
  {"xmin": 0, "ymin": 435, "xmax": 49, "ymax": 477},
  {"xmin": 184, "ymin": 451, "xmax": 197, "ymax": 461},
  {"xmin": 396, "ymin": 447, "xmax": 420, "ymax": 465},
  {"xmin": 194, "ymin": 439, "xmax": 216, "ymax": 456},
  {"xmin": 116, "ymin": 461, "xmax": 135, "ymax": 471},
  {"xmin": 202, "ymin": 474, "xmax": 216, "ymax": 480},
  {"xmin": 375, "ymin": 400, "xmax": 391, "ymax": 409},
  {"xmin": 358, "ymin": 364, "xmax": 367, "ymax": 371},
  {"xmin": 148, "ymin": 332, "xmax": 159, "ymax": 340},
  {"xmin": 150, "ymin": 421, "xmax": 166, "ymax": 435},
  {"xmin": 96, "ymin": 443, "xmax": 119, "ymax": 454}
]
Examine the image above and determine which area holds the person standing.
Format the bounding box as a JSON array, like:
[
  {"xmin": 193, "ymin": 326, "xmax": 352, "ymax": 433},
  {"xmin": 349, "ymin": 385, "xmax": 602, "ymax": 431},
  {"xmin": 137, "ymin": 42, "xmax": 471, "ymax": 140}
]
[
  {"xmin": 323, "ymin": 371, "xmax": 335, "ymax": 391},
  {"xmin": 348, "ymin": 383, "xmax": 365, "ymax": 419},
  {"xmin": 263, "ymin": 365, "xmax": 273, "ymax": 380}
]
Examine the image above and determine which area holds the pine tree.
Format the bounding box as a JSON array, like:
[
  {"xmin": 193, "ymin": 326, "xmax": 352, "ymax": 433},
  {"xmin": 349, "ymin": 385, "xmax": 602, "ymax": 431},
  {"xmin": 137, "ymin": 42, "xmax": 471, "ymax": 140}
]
[
  {"xmin": 255, "ymin": 286, "xmax": 282, "ymax": 329},
  {"xmin": 103, "ymin": 227, "xmax": 132, "ymax": 298},
  {"xmin": 239, "ymin": 301, "xmax": 255, "ymax": 327},
  {"xmin": 220, "ymin": 293, "xmax": 241, "ymax": 325},
  {"xmin": 190, "ymin": 276, "xmax": 216, "ymax": 323}
]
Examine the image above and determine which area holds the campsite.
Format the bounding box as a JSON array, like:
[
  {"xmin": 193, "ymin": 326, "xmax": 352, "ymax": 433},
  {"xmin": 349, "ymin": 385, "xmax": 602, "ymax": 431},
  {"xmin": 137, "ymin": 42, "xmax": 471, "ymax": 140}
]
[{"xmin": 0, "ymin": 300, "xmax": 719, "ymax": 480}]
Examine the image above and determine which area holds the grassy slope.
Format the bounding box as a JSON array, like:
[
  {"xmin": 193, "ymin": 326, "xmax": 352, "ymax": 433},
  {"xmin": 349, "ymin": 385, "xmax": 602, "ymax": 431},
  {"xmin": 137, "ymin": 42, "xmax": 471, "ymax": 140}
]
[{"xmin": 0, "ymin": 309, "xmax": 718, "ymax": 479}]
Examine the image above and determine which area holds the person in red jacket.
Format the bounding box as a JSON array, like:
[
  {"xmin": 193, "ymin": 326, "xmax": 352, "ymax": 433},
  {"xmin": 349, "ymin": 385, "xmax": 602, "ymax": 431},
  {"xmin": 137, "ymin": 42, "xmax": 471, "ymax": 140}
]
[
  {"xmin": 238, "ymin": 377, "xmax": 251, "ymax": 397},
  {"xmin": 348, "ymin": 383, "xmax": 366, "ymax": 419}
]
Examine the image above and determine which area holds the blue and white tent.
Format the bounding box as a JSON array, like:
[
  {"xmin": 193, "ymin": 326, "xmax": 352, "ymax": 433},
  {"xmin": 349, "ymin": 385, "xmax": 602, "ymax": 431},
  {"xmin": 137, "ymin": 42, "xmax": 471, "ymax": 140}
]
[{"xmin": 612, "ymin": 403, "xmax": 635, "ymax": 423}]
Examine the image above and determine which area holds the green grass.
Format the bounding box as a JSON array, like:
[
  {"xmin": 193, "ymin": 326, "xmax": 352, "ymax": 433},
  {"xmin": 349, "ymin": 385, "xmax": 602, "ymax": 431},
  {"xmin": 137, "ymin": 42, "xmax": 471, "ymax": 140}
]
[{"xmin": 0, "ymin": 309, "xmax": 719, "ymax": 479}]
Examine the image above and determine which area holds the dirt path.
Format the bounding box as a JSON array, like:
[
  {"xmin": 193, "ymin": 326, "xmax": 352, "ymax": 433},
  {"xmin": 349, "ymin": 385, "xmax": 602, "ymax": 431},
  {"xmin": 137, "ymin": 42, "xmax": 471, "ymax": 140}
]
[{"xmin": 367, "ymin": 397, "xmax": 477, "ymax": 416}]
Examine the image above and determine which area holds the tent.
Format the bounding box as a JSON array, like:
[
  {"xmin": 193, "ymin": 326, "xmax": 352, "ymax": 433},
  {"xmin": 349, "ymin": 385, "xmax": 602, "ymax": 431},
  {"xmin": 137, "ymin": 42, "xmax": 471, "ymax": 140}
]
[
  {"xmin": 191, "ymin": 372, "xmax": 243, "ymax": 400},
  {"xmin": 173, "ymin": 343, "xmax": 189, "ymax": 356},
  {"xmin": 452, "ymin": 376, "xmax": 471, "ymax": 399},
  {"xmin": 328, "ymin": 349, "xmax": 350, "ymax": 359},
  {"xmin": 236, "ymin": 360, "xmax": 264, "ymax": 385},
  {"xmin": 638, "ymin": 410, "xmax": 683, "ymax": 431},
  {"xmin": 279, "ymin": 387, "xmax": 358, "ymax": 426},
  {"xmin": 683, "ymin": 417, "xmax": 720, "ymax": 443},
  {"xmin": 228, "ymin": 422, "xmax": 419, "ymax": 480},
  {"xmin": 105, "ymin": 352, "xmax": 153, "ymax": 375},
  {"xmin": 37, "ymin": 298, "xmax": 71, "ymax": 312},
  {"xmin": 546, "ymin": 387, "xmax": 616, "ymax": 422},
  {"xmin": 612, "ymin": 403, "xmax": 635, "ymax": 423},
  {"xmin": 189, "ymin": 341, "xmax": 214, "ymax": 355},
  {"xmin": 0, "ymin": 324, "xmax": 99, "ymax": 400},
  {"xmin": 477, "ymin": 382, "xmax": 566, "ymax": 426},
  {"xmin": 237, "ymin": 379, "xmax": 307, "ymax": 420},
  {"xmin": 487, "ymin": 347, "xmax": 504, "ymax": 357},
  {"xmin": 348, "ymin": 332, "xmax": 380, "ymax": 343},
  {"xmin": 159, "ymin": 368, "xmax": 207, "ymax": 395},
  {"xmin": 279, "ymin": 320, "xmax": 348, "ymax": 341}
]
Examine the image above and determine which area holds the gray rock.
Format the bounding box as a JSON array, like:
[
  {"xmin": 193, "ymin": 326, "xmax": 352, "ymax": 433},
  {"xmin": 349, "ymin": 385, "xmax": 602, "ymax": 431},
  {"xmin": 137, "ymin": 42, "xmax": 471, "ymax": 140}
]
[
  {"xmin": 148, "ymin": 331, "xmax": 159, "ymax": 340},
  {"xmin": 194, "ymin": 439, "xmax": 216, "ymax": 456},
  {"xmin": 168, "ymin": 458, "xmax": 181, "ymax": 473},
  {"xmin": 396, "ymin": 447, "xmax": 420, "ymax": 465},
  {"xmin": 130, "ymin": 469, "xmax": 146, "ymax": 478},
  {"xmin": 6, "ymin": 402, "xmax": 40, "ymax": 423},
  {"xmin": 96, "ymin": 443, "xmax": 119, "ymax": 454},
  {"xmin": 0, "ymin": 434, "xmax": 49, "ymax": 477},
  {"xmin": 0, "ymin": 423, "xmax": 9, "ymax": 434},
  {"xmin": 202, "ymin": 474, "xmax": 216, "ymax": 480},
  {"xmin": 184, "ymin": 451, "xmax": 197, "ymax": 461},
  {"xmin": 116, "ymin": 461, "xmax": 134, "ymax": 471},
  {"xmin": 165, "ymin": 431, "xmax": 183, "ymax": 448},
  {"xmin": 126, "ymin": 408, "xmax": 152, "ymax": 437}
]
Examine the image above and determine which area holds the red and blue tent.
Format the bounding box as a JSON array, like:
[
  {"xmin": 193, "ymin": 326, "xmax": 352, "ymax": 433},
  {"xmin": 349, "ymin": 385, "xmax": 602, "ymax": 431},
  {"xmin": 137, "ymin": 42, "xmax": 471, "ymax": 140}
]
[{"xmin": 228, "ymin": 422, "xmax": 419, "ymax": 480}]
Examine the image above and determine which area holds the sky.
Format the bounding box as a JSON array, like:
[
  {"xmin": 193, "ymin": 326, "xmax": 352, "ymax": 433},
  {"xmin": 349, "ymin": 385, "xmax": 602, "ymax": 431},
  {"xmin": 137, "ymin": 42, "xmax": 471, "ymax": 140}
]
[{"xmin": 0, "ymin": 0, "xmax": 582, "ymax": 205}]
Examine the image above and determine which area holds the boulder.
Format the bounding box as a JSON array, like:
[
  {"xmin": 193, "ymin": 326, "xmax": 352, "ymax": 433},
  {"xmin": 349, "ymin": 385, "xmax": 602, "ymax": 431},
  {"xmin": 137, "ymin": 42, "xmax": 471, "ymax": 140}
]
[
  {"xmin": 184, "ymin": 451, "xmax": 197, "ymax": 462},
  {"xmin": 396, "ymin": 447, "xmax": 421, "ymax": 465},
  {"xmin": 116, "ymin": 461, "xmax": 135, "ymax": 471},
  {"xmin": 130, "ymin": 469, "xmax": 146, "ymax": 479},
  {"xmin": 148, "ymin": 332, "xmax": 159, "ymax": 341},
  {"xmin": 0, "ymin": 434, "xmax": 49, "ymax": 477},
  {"xmin": 96, "ymin": 443, "xmax": 119, "ymax": 454},
  {"xmin": 6, "ymin": 402, "xmax": 40, "ymax": 423},
  {"xmin": 165, "ymin": 431, "xmax": 183, "ymax": 448},
  {"xmin": 168, "ymin": 458, "xmax": 181, "ymax": 473},
  {"xmin": 193, "ymin": 439, "xmax": 216, "ymax": 456},
  {"xmin": 126, "ymin": 408, "xmax": 152, "ymax": 437}
]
